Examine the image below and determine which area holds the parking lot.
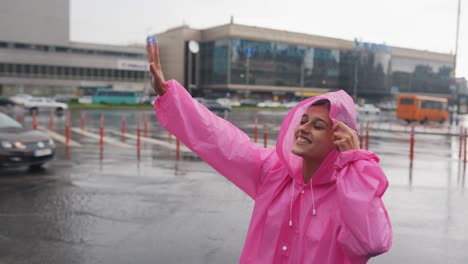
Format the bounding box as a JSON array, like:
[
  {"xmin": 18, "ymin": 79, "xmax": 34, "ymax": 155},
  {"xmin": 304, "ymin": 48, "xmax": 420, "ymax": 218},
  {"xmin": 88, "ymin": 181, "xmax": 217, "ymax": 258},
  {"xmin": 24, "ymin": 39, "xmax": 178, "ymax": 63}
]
[{"xmin": 0, "ymin": 109, "xmax": 467, "ymax": 264}]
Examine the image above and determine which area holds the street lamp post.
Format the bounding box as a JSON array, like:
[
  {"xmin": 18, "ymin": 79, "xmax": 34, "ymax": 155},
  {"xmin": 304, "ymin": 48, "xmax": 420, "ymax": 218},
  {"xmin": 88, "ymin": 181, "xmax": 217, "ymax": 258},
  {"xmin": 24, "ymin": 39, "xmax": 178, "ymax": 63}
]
[
  {"xmin": 453, "ymin": 0, "xmax": 461, "ymax": 124},
  {"xmin": 188, "ymin": 40, "xmax": 200, "ymax": 95},
  {"xmin": 353, "ymin": 50, "xmax": 359, "ymax": 101},
  {"xmin": 245, "ymin": 47, "xmax": 254, "ymax": 85}
]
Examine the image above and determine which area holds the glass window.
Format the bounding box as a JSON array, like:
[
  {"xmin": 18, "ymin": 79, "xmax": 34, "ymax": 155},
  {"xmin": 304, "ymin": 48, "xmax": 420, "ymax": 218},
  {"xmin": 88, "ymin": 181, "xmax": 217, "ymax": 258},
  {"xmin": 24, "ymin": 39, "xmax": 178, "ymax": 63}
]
[
  {"xmin": 14, "ymin": 43, "xmax": 29, "ymax": 49},
  {"xmin": 200, "ymin": 39, "xmax": 229, "ymax": 85},
  {"xmin": 224, "ymin": 38, "xmax": 340, "ymax": 88},
  {"xmin": 47, "ymin": 65, "xmax": 54, "ymax": 75},
  {"xmin": 400, "ymin": 98, "xmax": 414, "ymax": 105},
  {"xmin": 391, "ymin": 57, "xmax": 452, "ymax": 94},
  {"xmin": 56, "ymin": 46, "xmax": 69, "ymax": 52},
  {"xmin": 40, "ymin": 65, "xmax": 47, "ymax": 75}
]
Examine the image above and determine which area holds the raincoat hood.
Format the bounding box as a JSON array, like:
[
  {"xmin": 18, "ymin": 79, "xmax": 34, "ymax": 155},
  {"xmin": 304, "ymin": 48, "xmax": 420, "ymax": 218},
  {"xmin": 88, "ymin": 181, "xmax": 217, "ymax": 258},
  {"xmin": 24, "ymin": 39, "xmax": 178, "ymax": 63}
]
[{"xmin": 276, "ymin": 90, "xmax": 358, "ymax": 186}]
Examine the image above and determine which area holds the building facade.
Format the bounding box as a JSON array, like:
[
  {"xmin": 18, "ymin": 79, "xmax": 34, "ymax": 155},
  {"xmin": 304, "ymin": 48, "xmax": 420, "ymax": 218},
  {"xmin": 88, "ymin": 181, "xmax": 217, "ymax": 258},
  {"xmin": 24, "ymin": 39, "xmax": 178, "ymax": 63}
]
[
  {"xmin": 0, "ymin": 0, "xmax": 148, "ymax": 96},
  {"xmin": 155, "ymin": 23, "xmax": 455, "ymax": 101}
]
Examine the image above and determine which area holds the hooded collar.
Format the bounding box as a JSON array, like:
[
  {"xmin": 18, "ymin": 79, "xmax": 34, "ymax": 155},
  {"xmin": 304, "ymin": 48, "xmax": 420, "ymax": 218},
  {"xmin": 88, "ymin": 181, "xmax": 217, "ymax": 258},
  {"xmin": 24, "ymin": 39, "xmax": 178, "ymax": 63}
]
[{"xmin": 276, "ymin": 90, "xmax": 358, "ymax": 186}]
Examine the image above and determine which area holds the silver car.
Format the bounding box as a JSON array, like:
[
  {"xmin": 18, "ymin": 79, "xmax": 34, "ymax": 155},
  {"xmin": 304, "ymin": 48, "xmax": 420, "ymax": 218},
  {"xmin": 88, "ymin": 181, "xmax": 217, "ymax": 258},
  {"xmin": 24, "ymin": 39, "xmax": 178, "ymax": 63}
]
[{"xmin": 23, "ymin": 97, "xmax": 68, "ymax": 116}]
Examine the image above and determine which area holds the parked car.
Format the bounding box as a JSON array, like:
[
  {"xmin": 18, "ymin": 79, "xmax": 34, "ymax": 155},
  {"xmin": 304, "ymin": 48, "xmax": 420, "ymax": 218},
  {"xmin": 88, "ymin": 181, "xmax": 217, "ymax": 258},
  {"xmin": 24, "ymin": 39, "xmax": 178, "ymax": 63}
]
[
  {"xmin": 10, "ymin": 94, "xmax": 33, "ymax": 105},
  {"xmin": 283, "ymin": 101, "xmax": 300, "ymax": 108},
  {"xmin": 78, "ymin": 96, "xmax": 92, "ymax": 104},
  {"xmin": 257, "ymin": 100, "xmax": 282, "ymax": 108},
  {"xmin": 195, "ymin": 98, "xmax": 231, "ymax": 117},
  {"xmin": 53, "ymin": 94, "xmax": 75, "ymax": 103},
  {"xmin": 376, "ymin": 101, "xmax": 397, "ymax": 111},
  {"xmin": 357, "ymin": 104, "xmax": 381, "ymax": 115},
  {"xmin": 216, "ymin": 98, "xmax": 241, "ymax": 107},
  {"xmin": 0, "ymin": 97, "xmax": 24, "ymax": 116},
  {"xmin": 23, "ymin": 97, "xmax": 68, "ymax": 115},
  {"xmin": 240, "ymin": 98, "xmax": 260, "ymax": 107},
  {"xmin": 0, "ymin": 112, "xmax": 55, "ymax": 169}
]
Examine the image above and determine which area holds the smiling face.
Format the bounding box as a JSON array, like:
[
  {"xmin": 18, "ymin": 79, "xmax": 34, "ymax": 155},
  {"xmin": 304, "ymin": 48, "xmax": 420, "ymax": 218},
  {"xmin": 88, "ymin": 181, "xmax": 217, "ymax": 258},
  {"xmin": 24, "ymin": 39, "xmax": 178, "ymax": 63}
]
[{"xmin": 291, "ymin": 103, "xmax": 335, "ymax": 162}]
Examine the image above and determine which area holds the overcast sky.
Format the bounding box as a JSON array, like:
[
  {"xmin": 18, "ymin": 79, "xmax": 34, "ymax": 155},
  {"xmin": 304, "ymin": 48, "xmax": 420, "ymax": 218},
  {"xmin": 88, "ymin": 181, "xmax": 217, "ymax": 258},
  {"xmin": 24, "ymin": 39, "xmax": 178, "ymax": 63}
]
[{"xmin": 71, "ymin": 0, "xmax": 467, "ymax": 78}]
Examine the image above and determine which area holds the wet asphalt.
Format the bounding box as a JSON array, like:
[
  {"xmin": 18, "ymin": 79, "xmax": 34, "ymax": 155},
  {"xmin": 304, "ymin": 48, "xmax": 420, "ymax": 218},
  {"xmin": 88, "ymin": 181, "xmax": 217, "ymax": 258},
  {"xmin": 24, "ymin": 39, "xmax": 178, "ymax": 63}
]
[{"xmin": 0, "ymin": 109, "xmax": 467, "ymax": 264}]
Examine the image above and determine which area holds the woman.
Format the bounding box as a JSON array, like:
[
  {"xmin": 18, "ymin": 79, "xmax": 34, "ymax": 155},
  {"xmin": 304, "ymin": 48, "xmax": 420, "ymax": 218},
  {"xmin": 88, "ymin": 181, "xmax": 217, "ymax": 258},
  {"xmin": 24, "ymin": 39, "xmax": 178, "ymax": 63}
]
[{"xmin": 148, "ymin": 39, "xmax": 392, "ymax": 263}]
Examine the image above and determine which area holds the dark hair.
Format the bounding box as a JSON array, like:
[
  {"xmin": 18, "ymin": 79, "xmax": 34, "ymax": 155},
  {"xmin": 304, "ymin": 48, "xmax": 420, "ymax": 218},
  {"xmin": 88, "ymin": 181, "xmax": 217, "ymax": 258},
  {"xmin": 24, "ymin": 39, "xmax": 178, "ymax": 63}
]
[{"xmin": 310, "ymin": 99, "xmax": 330, "ymax": 110}]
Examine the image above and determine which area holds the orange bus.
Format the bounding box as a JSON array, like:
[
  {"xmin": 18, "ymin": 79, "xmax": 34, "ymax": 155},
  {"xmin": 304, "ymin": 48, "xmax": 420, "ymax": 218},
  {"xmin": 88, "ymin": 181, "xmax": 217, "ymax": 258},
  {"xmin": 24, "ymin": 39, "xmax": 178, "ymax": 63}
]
[{"xmin": 396, "ymin": 94, "xmax": 449, "ymax": 124}]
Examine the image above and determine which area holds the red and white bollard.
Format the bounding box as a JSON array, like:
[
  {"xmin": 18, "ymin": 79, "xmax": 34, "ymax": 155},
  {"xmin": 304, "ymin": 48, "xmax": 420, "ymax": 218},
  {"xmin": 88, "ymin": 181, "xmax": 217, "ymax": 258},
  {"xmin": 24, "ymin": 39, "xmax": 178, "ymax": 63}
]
[
  {"xmin": 16, "ymin": 115, "xmax": 23, "ymax": 125},
  {"xmin": 464, "ymin": 128, "xmax": 467, "ymax": 166},
  {"xmin": 144, "ymin": 114, "xmax": 149, "ymax": 137},
  {"xmin": 32, "ymin": 111, "xmax": 38, "ymax": 130},
  {"xmin": 176, "ymin": 138, "xmax": 181, "ymax": 161},
  {"xmin": 409, "ymin": 124, "xmax": 415, "ymax": 184},
  {"xmin": 80, "ymin": 112, "xmax": 86, "ymax": 133},
  {"xmin": 121, "ymin": 113, "xmax": 126, "ymax": 142},
  {"xmin": 65, "ymin": 111, "xmax": 70, "ymax": 146},
  {"xmin": 254, "ymin": 117, "xmax": 258, "ymax": 143},
  {"xmin": 48, "ymin": 111, "xmax": 54, "ymax": 130},
  {"xmin": 137, "ymin": 114, "xmax": 141, "ymax": 161},
  {"xmin": 359, "ymin": 123, "xmax": 363, "ymax": 149},
  {"xmin": 463, "ymin": 128, "xmax": 467, "ymax": 178},
  {"xmin": 365, "ymin": 122, "xmax": 370, "ymax": 150},
  {"xmin": 100, "ymin": 113, "xmax": 104, "ymax": 147},
  {"xmin": 459, "ymin": 126, "xmax": 464, "ymax": 161},
  {"xmin": 409, "ymin": 125, "xmax": 415, "ymax": 166}
]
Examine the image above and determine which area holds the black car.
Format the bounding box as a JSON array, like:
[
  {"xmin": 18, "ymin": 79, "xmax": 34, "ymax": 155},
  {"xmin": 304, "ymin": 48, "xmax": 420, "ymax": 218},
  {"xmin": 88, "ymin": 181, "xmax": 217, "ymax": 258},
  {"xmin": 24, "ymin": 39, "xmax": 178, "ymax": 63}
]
[
  {"xmin": 0, "ymin": 97, "xmax": 16, "ymax": 107},
  {"xmin": 0, "ymin": 97, "xmax": 15, "ymax": 114},
  {"xmin": 0, "ymin": 112, "xmax": 55, "ymax": 169},
  {"xmin": 0, "ymin": 97, "xmax": 24, "ymax": 116}
]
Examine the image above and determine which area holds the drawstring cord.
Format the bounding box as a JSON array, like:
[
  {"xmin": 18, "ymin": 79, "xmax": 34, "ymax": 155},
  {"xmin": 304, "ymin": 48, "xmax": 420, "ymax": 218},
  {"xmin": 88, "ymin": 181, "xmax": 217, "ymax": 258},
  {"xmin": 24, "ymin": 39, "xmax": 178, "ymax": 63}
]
[
  {"xmin": 289, "ymin": 179, "xmax": 295, "ymax": 227},
  {"xmin": 310, "ymin": 183, "xmax": 317, "ymax": 216},
  {"xmin": 289, "ymin": 178, "xmax": 318, "ymax": 228}
]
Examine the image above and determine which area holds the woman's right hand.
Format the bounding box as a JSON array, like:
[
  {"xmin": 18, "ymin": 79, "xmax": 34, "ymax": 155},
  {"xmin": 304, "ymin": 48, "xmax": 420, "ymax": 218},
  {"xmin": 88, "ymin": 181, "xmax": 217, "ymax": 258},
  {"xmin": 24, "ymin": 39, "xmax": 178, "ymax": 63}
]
[{"xmin": 146, "ymin": 39, "xmax": 167, "ymax": 96}]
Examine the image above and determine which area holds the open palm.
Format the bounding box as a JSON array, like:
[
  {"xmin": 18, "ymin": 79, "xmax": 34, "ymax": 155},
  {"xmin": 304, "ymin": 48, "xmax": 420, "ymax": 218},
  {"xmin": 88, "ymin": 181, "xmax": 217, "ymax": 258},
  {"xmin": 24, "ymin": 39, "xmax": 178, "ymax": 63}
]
[{"xmin": 146, "ymin": 40, "xmax": 167, "ymax": 96}]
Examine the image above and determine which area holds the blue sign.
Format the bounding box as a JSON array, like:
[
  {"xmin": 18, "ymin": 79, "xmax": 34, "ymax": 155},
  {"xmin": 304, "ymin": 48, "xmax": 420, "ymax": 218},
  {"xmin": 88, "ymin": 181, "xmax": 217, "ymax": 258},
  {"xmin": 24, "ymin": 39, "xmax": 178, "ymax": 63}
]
[
  {"xmin": 354, "ymin": 38, "xmax": 391, "ymax": 53},
  {"xmin": 245, "ymin": 47, "xmax": 254, "ymax": 57}
]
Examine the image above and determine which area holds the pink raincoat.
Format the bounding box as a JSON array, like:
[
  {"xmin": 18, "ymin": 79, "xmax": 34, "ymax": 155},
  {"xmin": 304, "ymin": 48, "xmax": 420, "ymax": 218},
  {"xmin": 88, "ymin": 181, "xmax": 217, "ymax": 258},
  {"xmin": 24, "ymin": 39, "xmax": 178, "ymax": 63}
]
[{"xmin": 154, "ymin": 80, "xmax": 392, "ymax": 263}]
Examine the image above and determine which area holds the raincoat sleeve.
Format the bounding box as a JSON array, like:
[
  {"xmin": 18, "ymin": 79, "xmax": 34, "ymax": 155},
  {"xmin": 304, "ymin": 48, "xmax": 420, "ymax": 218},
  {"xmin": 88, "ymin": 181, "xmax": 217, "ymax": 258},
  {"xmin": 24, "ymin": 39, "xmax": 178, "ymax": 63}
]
[
  {"xmin": 153, "ymin": 80, "xmax": 278, "ymax": 199},
  {"xmin": 335, "ymin": 150, "xmax": 392, "ymax": 262}
]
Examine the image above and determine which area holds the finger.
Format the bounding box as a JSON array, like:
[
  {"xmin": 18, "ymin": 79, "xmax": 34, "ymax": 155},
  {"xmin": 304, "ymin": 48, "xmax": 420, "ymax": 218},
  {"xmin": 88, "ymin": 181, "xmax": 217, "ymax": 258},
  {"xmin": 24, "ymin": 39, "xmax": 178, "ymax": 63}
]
[
  {"xmin": 333, "ymin": 121, "xmax": 355, "ymax": 135},
  {"xmin": 333, "ymin": 130, "xmax": 345, "ymax": 140},
  {"xmin": 149, "ymin": 63, "xmax": 158, "ymax": 78},
  {"xmin": 333, "ymin": 138, "xmax": 347, "ymax": 150},
  {"xmin": 333, "ymin": 121, "xmax": 346, "ymax": 130},
  {"xmin": 146, "ymin": 41, "xmax": 153, "ymax": 64},
  {"xmin": 153, "ymin": 41, "xmax": 160, "ymax": 67}
]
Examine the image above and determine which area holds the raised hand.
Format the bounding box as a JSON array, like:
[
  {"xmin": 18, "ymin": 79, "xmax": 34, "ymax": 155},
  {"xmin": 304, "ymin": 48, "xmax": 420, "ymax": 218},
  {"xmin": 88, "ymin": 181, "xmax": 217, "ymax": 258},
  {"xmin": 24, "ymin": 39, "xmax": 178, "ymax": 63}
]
[{"xmin": 146, "ymin": 39, "xmax": 167, "ymax": 96}]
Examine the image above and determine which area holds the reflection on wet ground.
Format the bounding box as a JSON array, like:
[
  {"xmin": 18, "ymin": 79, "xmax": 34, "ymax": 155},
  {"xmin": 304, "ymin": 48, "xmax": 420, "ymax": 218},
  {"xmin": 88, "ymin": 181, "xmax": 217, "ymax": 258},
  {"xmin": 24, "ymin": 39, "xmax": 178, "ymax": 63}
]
[{"xmin": 0, "ymin": 109, "xmax": 467, "ymax": 263}]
